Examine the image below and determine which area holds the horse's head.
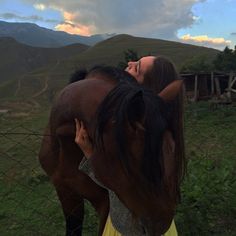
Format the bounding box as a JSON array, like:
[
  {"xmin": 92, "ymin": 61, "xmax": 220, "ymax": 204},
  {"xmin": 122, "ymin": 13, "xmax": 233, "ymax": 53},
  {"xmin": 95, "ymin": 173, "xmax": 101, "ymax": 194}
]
[
  {"xmin": 90, "ymin": 80, "xmax": 183, "ymax": 235},
  {"xmin": 94, "ymin": 83, "xmax": 167, "ymax": 183}
]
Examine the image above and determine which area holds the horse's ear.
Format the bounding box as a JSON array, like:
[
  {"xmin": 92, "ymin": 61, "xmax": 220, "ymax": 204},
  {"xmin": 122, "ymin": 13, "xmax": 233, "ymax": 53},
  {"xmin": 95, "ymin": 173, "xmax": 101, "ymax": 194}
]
[{"xmin": 158, "ymin": 80, "xmax": 183, "ymax": 102}]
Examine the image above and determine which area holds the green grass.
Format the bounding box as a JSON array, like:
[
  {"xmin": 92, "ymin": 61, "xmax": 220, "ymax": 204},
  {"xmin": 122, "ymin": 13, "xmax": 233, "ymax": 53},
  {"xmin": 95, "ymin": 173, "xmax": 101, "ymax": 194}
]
[
  {"xmin": 176, "ymin": 102, "xmax": 236, "ymax": 236},
  {"xmin": 0, "ymin": 109, "xmax": 64, "ymax": 235},
  {"xmin": 0, "ymin": 102, "xmax": 236, "ymax": 235},
  {"xmin": 0, "ymin": 108, "xmax": 99, "ymax": 235}
]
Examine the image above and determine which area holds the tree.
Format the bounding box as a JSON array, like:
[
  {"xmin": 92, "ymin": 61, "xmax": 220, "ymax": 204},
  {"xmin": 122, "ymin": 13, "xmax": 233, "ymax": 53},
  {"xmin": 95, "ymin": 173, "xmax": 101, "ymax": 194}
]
[
  {"xmin": 213, "ymin": 46, "xmax": 236, "ymax": 72},
  {"xmin": 180, "ymin": 55, "xmax": 213, "ymax": 73},
  {"xmin": 118, "ymin": 49, "xmax": 139, "ymax": 70}
]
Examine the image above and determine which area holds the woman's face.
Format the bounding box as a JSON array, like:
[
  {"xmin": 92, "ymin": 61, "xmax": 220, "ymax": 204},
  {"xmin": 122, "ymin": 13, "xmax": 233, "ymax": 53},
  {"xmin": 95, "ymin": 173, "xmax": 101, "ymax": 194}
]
[{"xmin": 125, "ymin": 56, "xmax": 155, "ymax": 84}]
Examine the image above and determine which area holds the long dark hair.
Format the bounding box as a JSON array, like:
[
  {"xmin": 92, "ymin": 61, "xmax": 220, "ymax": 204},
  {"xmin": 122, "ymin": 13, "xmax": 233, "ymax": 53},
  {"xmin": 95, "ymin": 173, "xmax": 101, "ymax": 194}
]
[
  {"xmin": 94, "ymin": 81, "xmax": 168, "ymax": 191},
  {"xmin": 143, "ymin": 56, "xmax": 185, "ymax": 201}
]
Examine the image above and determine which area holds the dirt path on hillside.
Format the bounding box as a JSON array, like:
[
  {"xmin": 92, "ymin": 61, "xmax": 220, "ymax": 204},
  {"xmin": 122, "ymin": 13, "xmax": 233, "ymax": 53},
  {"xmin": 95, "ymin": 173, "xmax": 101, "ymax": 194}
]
[
  {"xmin": 14, "ymin": 76, "xmax": 22, "ymax": 96},
  {"xmin": 13, "ymin": 60, "xmax": 61, "ymax": 110},
  {"xmin": 32, "ymin": 76, "xmax": 49, "ymax": 98},
  {"xmin": 32, "ymin": 60, "xmax": 60, "ymax": 98}
]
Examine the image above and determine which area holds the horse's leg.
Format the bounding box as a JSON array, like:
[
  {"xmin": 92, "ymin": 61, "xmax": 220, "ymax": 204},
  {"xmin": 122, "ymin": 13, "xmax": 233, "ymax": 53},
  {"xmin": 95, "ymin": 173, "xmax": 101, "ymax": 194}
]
[
  {"xmin": 53, "ymin": 169, "xmax": 109, "ymax": 236},
  {"xmin": 64, "ymin": 172, "xmax": 109, "ymax": 236},
  {"xmin": 39, "ymin": 132, "xmax": 85, "ymax": 236},
  {"xmin": 38, "ymin": 126, "xmax": 59, "ymax": 176},
  {"xmin": 52, "ymin": 137, "xmax": 109, "ymax": 236},
  {"xmin": 53, "ymin": 178, "xmax": 85, "ymax": 236}
]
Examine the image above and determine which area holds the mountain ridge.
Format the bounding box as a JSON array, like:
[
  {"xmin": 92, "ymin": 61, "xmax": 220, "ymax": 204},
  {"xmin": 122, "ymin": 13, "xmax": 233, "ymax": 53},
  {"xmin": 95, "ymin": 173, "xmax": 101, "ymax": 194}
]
[{"xmin": 0, "ymin": 20, "xmax": 115, "ymax": 47}]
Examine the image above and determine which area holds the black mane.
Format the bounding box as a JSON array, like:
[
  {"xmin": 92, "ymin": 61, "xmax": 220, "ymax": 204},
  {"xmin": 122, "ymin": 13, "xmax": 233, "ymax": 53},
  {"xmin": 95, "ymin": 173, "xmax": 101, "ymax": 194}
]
[{"xmin": 95, "ymin": 81, "xmax": 168, "ymax": 189}]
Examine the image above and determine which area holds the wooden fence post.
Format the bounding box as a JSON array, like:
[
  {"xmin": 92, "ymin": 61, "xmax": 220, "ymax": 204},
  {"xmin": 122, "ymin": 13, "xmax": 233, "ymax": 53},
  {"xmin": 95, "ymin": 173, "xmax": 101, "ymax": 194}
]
[
  {"xmin": 215, "ymin": 76, "xmax": 221, "ymax": 98},
  {"xmin": 193, "ymin": 74, "xmax": 198, "ymax": 102},
  {"xmin": 211, "ymin": 71, "xmax": 214, "ymax": 96},
  {"xmin": 226, "ymin": 72, "xmax": 233, "ymax": 101}
]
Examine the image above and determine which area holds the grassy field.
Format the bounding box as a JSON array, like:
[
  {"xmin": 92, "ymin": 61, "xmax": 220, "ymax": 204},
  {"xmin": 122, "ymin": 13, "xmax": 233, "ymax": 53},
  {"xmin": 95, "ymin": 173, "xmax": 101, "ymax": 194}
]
[
  {"xmin": 0, "ymin": 101, "xmax": 236, "ymax": 235},
  {"xmin": 177, "ymin": 102, "xmax": 236, "ymax": 235}
]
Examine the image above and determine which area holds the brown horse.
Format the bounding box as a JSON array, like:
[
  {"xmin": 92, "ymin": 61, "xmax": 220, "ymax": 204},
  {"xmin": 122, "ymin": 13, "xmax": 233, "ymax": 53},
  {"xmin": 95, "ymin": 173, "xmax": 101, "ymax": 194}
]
[
  {"xmin": 39, "ymin": 67, "xmax": 136, "ymax": 235},
  {"xmin": 39, "ymin": 66, "xmax": 183, "ymax": 236}
]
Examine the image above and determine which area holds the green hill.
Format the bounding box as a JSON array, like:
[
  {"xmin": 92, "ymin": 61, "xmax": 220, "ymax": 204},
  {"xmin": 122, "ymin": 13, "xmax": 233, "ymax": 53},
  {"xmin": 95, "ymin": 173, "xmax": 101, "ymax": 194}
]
[
  {"xmin": 69, "ymin": 34, "xmax": 219, "ymax": 68},
  {"xmin": 0, "ymin": 37, "xmax": 89, "ymax": 83},
  {"xmin": 0, "ymin": 34, "xmax": 219, "ymax": 104},
  {"xmin": 39, "ymin": 34, "xmax": 218, "ymax": 87}
]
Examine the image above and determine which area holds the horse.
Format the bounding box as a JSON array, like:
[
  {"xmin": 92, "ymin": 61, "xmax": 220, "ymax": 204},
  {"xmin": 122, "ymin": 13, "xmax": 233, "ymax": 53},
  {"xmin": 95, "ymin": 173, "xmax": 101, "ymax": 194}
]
[{"xmin": 39, "ymin": 65, "xmax": 183, "ymax": 236}]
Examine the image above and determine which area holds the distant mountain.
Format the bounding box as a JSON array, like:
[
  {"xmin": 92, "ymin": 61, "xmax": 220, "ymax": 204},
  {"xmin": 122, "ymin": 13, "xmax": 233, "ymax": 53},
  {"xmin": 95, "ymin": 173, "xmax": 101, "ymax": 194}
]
[
  {"xmin": 0, "ymin": 21, "xmax": 115, "ymax": 47},
  {"xmin": 0, "ymin": 37, "xmax": 89, "ymax": 82}
]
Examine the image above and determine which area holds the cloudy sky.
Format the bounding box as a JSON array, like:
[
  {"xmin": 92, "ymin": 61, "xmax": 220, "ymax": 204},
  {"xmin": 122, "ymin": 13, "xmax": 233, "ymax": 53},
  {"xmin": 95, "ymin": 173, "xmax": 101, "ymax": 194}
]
[{"xmin": 0, "ymin": 0, "xmax": 235, "ymax": 50}]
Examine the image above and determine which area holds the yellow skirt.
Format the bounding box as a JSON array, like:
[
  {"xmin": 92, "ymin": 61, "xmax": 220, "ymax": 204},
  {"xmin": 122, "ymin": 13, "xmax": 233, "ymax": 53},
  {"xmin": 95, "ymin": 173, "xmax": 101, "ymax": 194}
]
[{"xmin": 102, "ymin": 216, "xmax": 178, "ymax": 236}]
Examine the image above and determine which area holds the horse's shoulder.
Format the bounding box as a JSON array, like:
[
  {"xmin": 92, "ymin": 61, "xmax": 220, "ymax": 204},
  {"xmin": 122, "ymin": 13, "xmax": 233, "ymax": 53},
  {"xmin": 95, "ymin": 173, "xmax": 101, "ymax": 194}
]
[{"xmin": 49, "ymin": 78, "xmax": 116, "ymax": 134}]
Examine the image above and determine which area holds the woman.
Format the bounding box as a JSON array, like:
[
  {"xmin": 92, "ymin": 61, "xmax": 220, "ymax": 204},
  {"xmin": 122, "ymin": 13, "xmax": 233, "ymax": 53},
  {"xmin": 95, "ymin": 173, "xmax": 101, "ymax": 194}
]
[{"xmin": 75, "ymin": 56, "xmax": 185, "ymax": 236}]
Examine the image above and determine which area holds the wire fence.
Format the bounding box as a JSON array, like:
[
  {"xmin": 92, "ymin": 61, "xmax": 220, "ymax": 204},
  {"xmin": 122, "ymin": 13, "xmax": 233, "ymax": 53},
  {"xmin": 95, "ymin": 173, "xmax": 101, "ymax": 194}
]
[
  {"xmin": 0, "ymin": 126, "xmax": 63, "ymax": 235},
  {"xmin": 0, "ymin": 125, "xmax": 98, "ymax": 236},
  {"xmin": 0, "ymin": 103, "xmax": 236, "ymax": 235}
]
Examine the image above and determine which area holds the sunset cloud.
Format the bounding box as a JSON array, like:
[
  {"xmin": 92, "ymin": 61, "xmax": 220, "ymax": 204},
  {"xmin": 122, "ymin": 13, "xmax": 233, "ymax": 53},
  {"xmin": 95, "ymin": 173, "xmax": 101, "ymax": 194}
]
[
  {"xmin": 63, "ymin": 11, "xmax": 76, "ymax": 23},
  {"xmin": 181, "ymin": 34, "xmax": 231, "ymax": 44},
  {"xmin": 180, "ymin": 34, "xmax": 231, "ymax": 49},
  {"xmin": 55, "ymin": 22, "xmax": 93, "ymax": 36},
  {"xmin": 55, "ymin": 11, "xmax": 94, "ymax": 35}
]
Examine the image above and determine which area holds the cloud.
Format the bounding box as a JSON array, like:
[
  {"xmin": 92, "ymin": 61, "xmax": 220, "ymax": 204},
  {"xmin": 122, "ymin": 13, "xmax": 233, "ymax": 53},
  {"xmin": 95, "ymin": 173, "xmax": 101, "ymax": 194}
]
[
  {"xmin": 180, "ymin": 34, "xmax": 231, "ymax": 49},
  {"xmin": 0, "ymin": 12, "xmax": 42, "ymax": 21},
  {"xmin": 0, "ymin": 12, "xmax": 58, "ymax": 23},
  {"xmin": 34, "ymin": 3, "xmax": 46, "ymax": 11},
  {"xmin": 21, "ymin": 0, "xmax": 206, "ymax": 37},
  {"xmin": 55, "ymin": 20, "xmax": 93, "ymax": 36},
  {"xmin": 53, "ymin": 11, "xmax": 95, "ymax": 35}
]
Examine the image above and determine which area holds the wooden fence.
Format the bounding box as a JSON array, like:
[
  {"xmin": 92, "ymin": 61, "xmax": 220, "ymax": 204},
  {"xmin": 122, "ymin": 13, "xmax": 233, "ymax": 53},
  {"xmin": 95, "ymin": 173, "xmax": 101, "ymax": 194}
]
[{"xmin": 181, "ymin": 72, "xmax": 236, "ymax": 103}]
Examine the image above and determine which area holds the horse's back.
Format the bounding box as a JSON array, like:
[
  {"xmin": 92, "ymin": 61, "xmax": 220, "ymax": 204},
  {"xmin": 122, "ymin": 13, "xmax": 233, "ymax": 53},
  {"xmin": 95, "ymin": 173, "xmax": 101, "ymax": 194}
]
[
  {"xmin": 39, "ymin": 78, "xmax": 116, "ymax": 176},
  {"xmin": 50, "ymin": 79, "xmax": 115, "ymax": 133}
]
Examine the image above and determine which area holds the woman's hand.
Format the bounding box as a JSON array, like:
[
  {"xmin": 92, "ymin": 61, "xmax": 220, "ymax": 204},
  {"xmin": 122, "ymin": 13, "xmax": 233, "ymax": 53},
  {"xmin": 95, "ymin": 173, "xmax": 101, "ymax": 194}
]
[{"xmin": 74, "ymin": 118, "xmax": 93, "ymax": 158}]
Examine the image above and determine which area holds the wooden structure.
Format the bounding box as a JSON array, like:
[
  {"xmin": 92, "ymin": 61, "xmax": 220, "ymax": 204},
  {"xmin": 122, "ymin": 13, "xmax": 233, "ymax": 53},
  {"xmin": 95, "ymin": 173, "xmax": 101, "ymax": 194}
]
[{"xmin": 181, "ymin": 72, "xmax": 236, "ymax": 103}]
